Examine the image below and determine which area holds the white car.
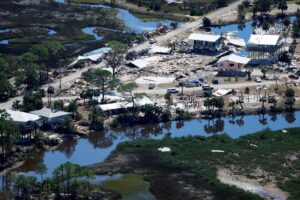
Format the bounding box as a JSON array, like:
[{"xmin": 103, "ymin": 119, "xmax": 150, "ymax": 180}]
[
  {"xmin": 254, "ymin": 77, "xmax": 262, "ymax": 83},
  {"xmin": 149, "ymin": 38, "xmax": 157, "ymax": 44},
  {"xmin": 167, "ymin": 88, "xmax": 179, "ymax": 93}
]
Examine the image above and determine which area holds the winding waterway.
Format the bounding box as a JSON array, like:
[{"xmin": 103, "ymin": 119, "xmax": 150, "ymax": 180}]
[
  {"xmin": 54, "ymin": 0, "xmax": 179, "ymax": 33},
  {"xmin": 1, "ymin": 111, "xmax": 299, "ymax": 199}
]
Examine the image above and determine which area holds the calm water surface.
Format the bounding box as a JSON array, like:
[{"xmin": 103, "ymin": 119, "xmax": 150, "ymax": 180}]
[
  {"xmin": 0, "ymin": 112, "xmax": 299, "ymax": 198},
  {"xmin": 54, "ymin": 0, "xmax": 178, "ymax": 33},
  {"xmin": 13, "ymin": 112, "xmax": 300, "ymax": 177}
]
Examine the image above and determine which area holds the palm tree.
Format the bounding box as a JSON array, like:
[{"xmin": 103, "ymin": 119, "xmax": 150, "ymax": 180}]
[
  {"xmin": 246, "ymin": 68, "xmax": 253, "ymax": 80},
  {"xmin": 228, "ymin": 101, "xmax": 236, "ymax": 115},
  {"xmin": 178, "ymin": 81, "xmax": 185, "ymax": 95},
  {"xmin": 47, "ymin": 86, "xmax": 55, "ymax": 107},
  {"xmin": 236, "ymin": 97, "xmax": 244, "ymax": 110},
  {"xmin": 278, "ymin": 0, "xmax": 288, "ymax": 16},
  {"xmin": 245, "ymin": 87, "xmax": 250, "ymax": 102},
  {"xmin": 36, "ymin": 163, "xmax": 47, "ymax": 182},
  {"xmin": 80, "ymin": 90, "xmax": 87, "ymax": 105},
  {"xmin": 260, "ymin": 66, "xmax": 268, "ymax": 79},
  {"xmin": 285, "ymin": 88, "xmax": 295, "ymax": 111},
  {"xmin": 68, "ymin": 101, "xmax": 78, "ymax": 119}
]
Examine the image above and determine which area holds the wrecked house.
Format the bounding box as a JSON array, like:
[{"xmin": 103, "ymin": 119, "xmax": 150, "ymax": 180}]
[
  {"xmin": 246, "ymin": 34, "xmax": 284, "ymax": 65},
  {"xmin": 188, "ymin": 33, "xmax": 222, "ymax": 52}
]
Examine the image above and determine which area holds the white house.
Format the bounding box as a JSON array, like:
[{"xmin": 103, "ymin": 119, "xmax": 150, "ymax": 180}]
[
  {"xmin": 5, "ymin": 109, "xmax": 41, "ymax": 125},
  {"xmin": 246, "ymin": 34, "xmax": 284, "ymax": 64},
  {"xmin": 188, "ymin": 33, "xmax": 222, "ymax": 52},
  {"xmin": 4, "ymin": 109, "xmax": 41, "ymax": 133},
  {"xmin": 30, "ymin": 107, "xmax": 71, "ymax": 124},
  {"xmin": 97, "ymin": 96, "xmax": 154, "ymax": 116},
  {"xmin": 69, "ymin": 47, "xmax": 112, "ymax": 66}
]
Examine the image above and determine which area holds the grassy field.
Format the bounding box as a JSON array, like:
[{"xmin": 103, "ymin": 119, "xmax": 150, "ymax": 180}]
[
  {"xmin": 117, "ymin": 127, "xmax": 300, "ymax": 200},
  {"xmin": 101, "ymin": 173, "xmax": 152, "ymax": 199}
]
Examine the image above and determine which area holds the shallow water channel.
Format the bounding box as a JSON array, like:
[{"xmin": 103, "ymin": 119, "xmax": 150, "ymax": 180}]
[
  {"xmin": 1, "ymin": 112, "xmax": 299, "ymax": 199},
  {"xmin": 0, "ymin": 27, "xmax": 57, "ymax": 45},
  {"xmin": 54, "ymin": 0, "xmax": 178, "ymax": 33}
]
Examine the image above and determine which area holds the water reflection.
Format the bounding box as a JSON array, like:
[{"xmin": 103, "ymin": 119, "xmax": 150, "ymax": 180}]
[
  {"xmin": 204, "ymin": 119, "xmax": 225, "ymax": 134},
  {"xmin": 0, "ymin": 112, "xmax": 299, "ymax": 196},
  {"xmin": 0, "ymin": 40, "xmax": 8, "ymax": 45},
  {"xmin": 87, "ymin": 131, "xmax": 115, "ymax": 148},
  {"xmin": 285, "ymin": 112, "xmax": 296, "ymax": 124},
  {"xmin": 56, "ymin": 139, "xmax": 78, "ymax": 159},
  {"xmin": 211, "ymin": 16, "xmax": 297, "ymax": 42}
]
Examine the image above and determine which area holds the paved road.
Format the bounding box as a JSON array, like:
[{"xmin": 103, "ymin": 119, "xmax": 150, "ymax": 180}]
[
  {"xmin": 0, "ymin": 0, "xmax": 245, "ymax": 109},
  {"xmin": 135, "ymin": 80, "xmax": 299, "ymax": 95}
]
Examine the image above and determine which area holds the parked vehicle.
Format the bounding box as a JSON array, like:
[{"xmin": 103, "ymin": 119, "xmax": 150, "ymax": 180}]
[
  {"xmin": 149, "ymin": 38, "xmax": 157, "ymax": 44},
  {"xmin": 212, "ymin": 79, "xmax": 219, "ymax": 84},
  {"xmin": 254, "ymin": 77, "xmax": 262, "ymax": 83},
  {"xmin": 289, "ymin": 73, "xmax": 299, "ymax": 80},
  {"xmin": 186, "ymin": 80, "xmax": 201, "ymax": 87},
  {"xmin": 148, "ymin": 83, "xmax": 155, "ymax": 89},
  {"xmin": 167, "ymin": 88, "xmax": 179, "ymax": 93},
  {"xmin": 180, "ymin": 96, "xmax": 188, "ymax": 100},
  {"xmin": 202, "ymin": 84, "xmax": 213, "ymax": 91}
]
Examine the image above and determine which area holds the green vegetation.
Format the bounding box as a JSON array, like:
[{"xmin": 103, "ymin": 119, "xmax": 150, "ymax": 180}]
[
  {"xmin": 117, "ymin": 127, "xmax": 300, "ymax": 200},
  {"xmin": 126, "ymin": 0, "xmax": 233, "ymax": 16},
  {"xmin": 101, "ymin": 173, "xmax": 150, "ymax": 198},
  {"xmin": 12, "ymin": 162, "xmax": 98, "ymax": 199},
  {"xmin": 106, "ymin": 40, "xmax": 127, "ymax": 77},
  {"xmin": 0, "ymin": 110, "xmax": 20, "ymax": 161}
]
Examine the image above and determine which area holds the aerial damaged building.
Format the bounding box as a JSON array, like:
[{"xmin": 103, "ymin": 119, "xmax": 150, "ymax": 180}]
[
  {"xmin": 246, "ymin": 34, "xmax": 284, "ymax": 64},
  {"xmin": 188, "ymin": 33, "xmax": 222, "ymax": 52}
]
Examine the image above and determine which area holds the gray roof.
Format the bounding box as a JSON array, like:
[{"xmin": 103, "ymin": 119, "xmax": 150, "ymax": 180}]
[{"xmin": 30, "ymin": 107, "xmax": 71, "ymax": 119}]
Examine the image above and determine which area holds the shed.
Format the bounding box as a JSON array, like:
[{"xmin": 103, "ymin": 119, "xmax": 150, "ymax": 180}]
[{"xmin": 213, "ymin": 89, "xmax": 230, "ymax": 97}]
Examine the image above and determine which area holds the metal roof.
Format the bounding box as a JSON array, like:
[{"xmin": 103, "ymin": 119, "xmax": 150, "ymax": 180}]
[
  {"xmin": 5, "ymin": 109, "xmax": 41, "ymax": 123},
  {"xmin": 98, "ymin": 97, "xmax": 154, "ymax": 111},
  {"xmin": 218, "ymin": 54, "xmax": 251, "ymax": 65},
  {"xmin": 188, "ymin": 33, "xmax": 221, "ymax": 42},
  {"xmin": 247, "ymin": 34, "xmax": 281, "ymax": 46},
  {"xmin": 150, "ymin": 46, "xmax": 171, "ymax": 54},
  {"xmin": 30, "ymin": 107, "xmax": 71, "ymax": 119}
]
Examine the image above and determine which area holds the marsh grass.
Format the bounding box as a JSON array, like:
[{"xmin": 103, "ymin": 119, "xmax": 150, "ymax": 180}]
[
  {"xmin": 118, "ymin": 127, "xmax": 300, "ymax": 199},
  {"xmin": 101, "ymin": 173, "xmax": 150, "ymax": 197}
]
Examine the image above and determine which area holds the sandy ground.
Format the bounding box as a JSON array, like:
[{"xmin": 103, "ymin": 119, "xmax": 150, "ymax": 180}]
[
  {"xmin": 217, "ymin": 168, "xmax": 289, "ymax": 200},
  {"xmin": 135, "ymin": 76, "xmax": 176, "ymax": 85}
]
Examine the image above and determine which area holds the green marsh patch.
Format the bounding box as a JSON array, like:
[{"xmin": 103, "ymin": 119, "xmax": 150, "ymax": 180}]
[{"xmin": 101, "ymin": 173, "xmax": 155, "ymax": 199}]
